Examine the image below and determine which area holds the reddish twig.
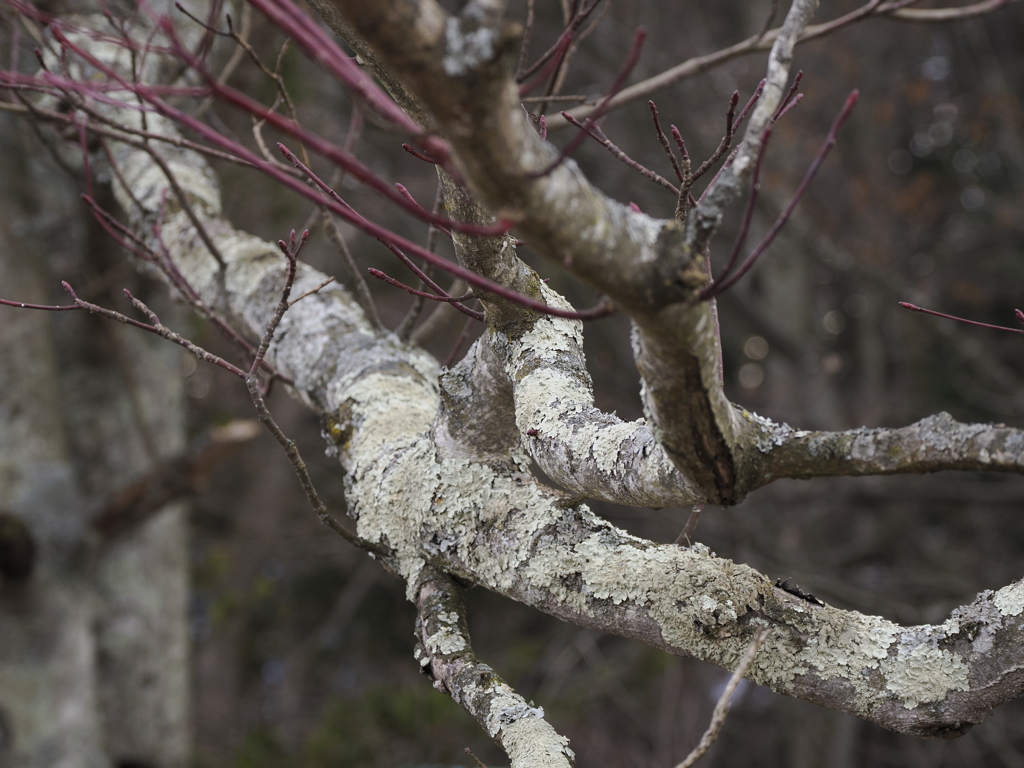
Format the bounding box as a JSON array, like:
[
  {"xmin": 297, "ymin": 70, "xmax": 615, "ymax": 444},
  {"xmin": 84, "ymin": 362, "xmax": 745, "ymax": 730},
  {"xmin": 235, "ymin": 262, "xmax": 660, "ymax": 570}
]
[
  {"xmin": 250, "ymin": 229, "xmax": 307, "ymax": 376},
  {"xmin": 50, "ymin": 23, "xmax": 502, "ymax": 238},
  {"xmin": 772, "ymin": 70, "xmax": 804, "ymax": 121},
  {"xmin": 649, "ymin": 100, "xmax": 685, "ymax": 184},
  {"xmin": 531, "ymin": 27, "xmax": 646, "ymax": 178},
  {"xmin": 736, "ymin": 79, "xmax": 767, "ymax": 127},
  {"xmin": 899, "ymin": 303, "xmax": 1024, "ymax": 335},
  {"xmin": 695, "ymin": 82, "xmax": 768, "ymax": 205},
  {"xmin": 674, "ymin": 504, "xmax": 704, "ymax": 546},
  {"xmin": 670, "ymin": 125, "xmax": 696, "ymax": 218},
  {"xmin": 690, "ymin": 91, "xmax": 740, "ymax": 183},
  {"xmin": 396, "ymin": 186, "xmax": 445, "ymax": 340},
  {"xmin": 518, "ymin": 30, "xmax": 574, "ymax": 97},
  {"xmin": 395, "ymin": 183, "xmax": 452, "ymax": 238},
  {"xmin": 279, "ymin": 145, "xmax": 614, "ymax": 321},
  {"xmin": 402, "ymin": 142, "xmax": 441, "ymax": 165},
  {"xmin": 31, "ymin": 10, "xmax": 611, "ymax": 325},
  {"xmin": 0, "ymin": 281, "xmax": 251, "ymax": 378},
  {"xmin": 706, "ymin": 127, "xmax": 774, "ymax": 292},
  {"xmin": 240, "ymin": 0, "xmax": 427, "ymax": 145},
  {"xmin": 368, "ymin": 269, "xmax": 474, "ymax": 303},
  {"xmin": 561, "ymin": 112, "xmax": 679, "ymax": 195},
  {"xmin": 703, "ymin": 90, "xmax": 859, "ymax": 299},
  {"xmin": 515, "ymin": 0, "xmax": 537, "ymax": 80},
  {"xmin": 516, "ymin": 0, "xmax": 602, "ymax": 84}
]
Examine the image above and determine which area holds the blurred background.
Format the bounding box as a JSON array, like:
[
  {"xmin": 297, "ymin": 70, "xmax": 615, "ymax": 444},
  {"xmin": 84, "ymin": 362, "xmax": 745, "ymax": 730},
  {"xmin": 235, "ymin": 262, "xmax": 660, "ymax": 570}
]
[{"xmin": 4, "ymin": 0, "xmax": 1024, "ymax": 766}]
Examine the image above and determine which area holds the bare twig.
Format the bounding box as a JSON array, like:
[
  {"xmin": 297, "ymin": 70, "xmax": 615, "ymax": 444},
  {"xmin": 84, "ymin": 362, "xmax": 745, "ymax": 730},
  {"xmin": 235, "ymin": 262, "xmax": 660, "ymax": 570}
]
[
  {"xmin": 194, "ymin": 2, "xmax": 253, "ymax": 117},
  {"xmin": 515, "ymin": 0, "xmax": 536, "ymax": 79},
  {"xmin": 532, "ymin": 27, "xmax": 646, "ymax": 178},
  {"xmin": 281, "ymin": 145, "xmax": 613, "ymax": 322},
  {"xmin": 410, "ymin": 278, "xmax": 468, "ymax": 345},
  {"xmin": 562, "ymin": 112, "xmax": 680, "ymax": 194},
  {"xmin": 215, "ymin": 227, "xmax": 389, "ymax": 556},
  {"xmin": 396, "ymin": 186, "xmax": 444, "ymax": 340},
  {"xmin": 368, "ymin": 269, "xmax": 473, "ymax": 303},
  {"xmin": 323, "ymin": 212, "xmax": 384, "ymax": 327},
  {"xmin": 703, "ymin": 90, "xmax": 859, "ymax": 299},
  {"xmin": 673, "ymin": 629, "xmax": 769, "ymax": 768},
  {"xmin": 899, "ymin": 303, "xmax": 1024, "ymax": 335},
  {"xmin": 649, "ymin": 100, "xmax": 685, "ymax": 184},
  {"xmin": 288, "ymin": 276, "xmax": 335, "ymax": 307},
  {"xmin": 674, "ymin": 504, "xmax": 704, "ymax": 547}
]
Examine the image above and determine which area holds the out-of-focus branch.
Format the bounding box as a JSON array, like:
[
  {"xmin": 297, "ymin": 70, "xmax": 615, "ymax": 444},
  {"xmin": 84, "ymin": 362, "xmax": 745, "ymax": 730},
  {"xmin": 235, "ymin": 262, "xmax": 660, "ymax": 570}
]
[
  {"xmin": 90, "ymin": 420, "xmax": 259, "ymax": 540},
  {"xmin": 888, "ymin": 0, "xmax": 1018, "ymax": 21}
]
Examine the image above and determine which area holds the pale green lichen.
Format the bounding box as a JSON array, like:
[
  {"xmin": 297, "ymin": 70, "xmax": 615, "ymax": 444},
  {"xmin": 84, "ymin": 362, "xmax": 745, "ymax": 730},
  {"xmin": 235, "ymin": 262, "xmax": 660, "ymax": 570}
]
[
  {"xmin": 789, "ymin": 610, "xmax": 897, "ymax": 699},
  {"xmin": 484, "ymin": 687, "xmax": 573, "ymax": 768},
  {"xmin": 994, "ymin": 581, "xmax": 1024, "ymax": 617},
  {"xmin": 502, "ymin": 285, "xmax": 698, "ymax": 503},
  {"xmin": 501, "ymin": 714, "xmax": 575, "ymax": 768},
  {"xmin": 424, "ymin": 609, "xmax": 468, "ymax": 655},
  {"xmin": 425, "ymin": 626, "xmax": 467, "ymax": 655},
  {"xmin": 881, "ymin": 642, "xmax": 970, "ymax": 709},
  {"xmin": 740, "ymin": 409, "xmax": 810, "ymax": 453}
]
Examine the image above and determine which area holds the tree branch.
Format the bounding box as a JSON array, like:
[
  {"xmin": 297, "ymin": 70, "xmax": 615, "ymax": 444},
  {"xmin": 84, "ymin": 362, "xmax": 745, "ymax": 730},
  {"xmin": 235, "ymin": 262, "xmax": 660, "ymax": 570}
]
[
  {"xmin": 415, "ymin": 568, "xmax": 575, "ymax": 768},
  {"xmin": 750, "ymin": 411, "xmax": 1024, "ymax": 489}
]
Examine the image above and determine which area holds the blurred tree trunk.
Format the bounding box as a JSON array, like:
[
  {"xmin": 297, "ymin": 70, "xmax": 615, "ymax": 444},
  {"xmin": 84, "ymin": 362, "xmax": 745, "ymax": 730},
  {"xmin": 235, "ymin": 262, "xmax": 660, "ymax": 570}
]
[{"xmin": 0, "ymin": 112, "xmax": 190, "ymax": 768}]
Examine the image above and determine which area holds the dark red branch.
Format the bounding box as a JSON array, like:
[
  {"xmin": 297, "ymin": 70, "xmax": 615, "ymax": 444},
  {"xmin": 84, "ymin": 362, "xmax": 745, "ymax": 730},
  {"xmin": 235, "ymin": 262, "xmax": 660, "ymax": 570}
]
[
  {"xmin": 561, "ymin": 112, "xmax": 679, "ymax": 195},
  {"xmin": 279, "ymin": 144, "xmax": 613, "ymax": 322},
  {"xmin": 50, "ymin": 23, "xmax": 503, "ymax": 238},
  {"xmin": 368, "ymin": 269, "xmax": 474, "ymax": 303},
  {"xmin": 530, "ymin": 27, "xmax": 646, "ymax": 178},
  {"xmin": 706, "ymin": 127, "xmax": 774, "ymax": 293},
  {"xmin": 518, "ymin": 30, "xmax": 574, "ymax": 96},
  {"xmin": 899, "ymin": 303, "xmax": 1024, "ymax": 335},
  {"xmin": 703, "ymin": 90, "xmax": 859, "ymax": 299},
  {"xmin": 649, "ymin": 100, "xmax": 684, "ymax": 184}
]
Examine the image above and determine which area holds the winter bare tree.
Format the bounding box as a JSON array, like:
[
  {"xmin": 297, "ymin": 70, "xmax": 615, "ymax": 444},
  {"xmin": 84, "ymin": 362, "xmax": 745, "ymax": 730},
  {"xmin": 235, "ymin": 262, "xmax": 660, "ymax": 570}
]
[{"xmin": 2, "ymin": 0, "xmax": 1024, "ymax": 766}]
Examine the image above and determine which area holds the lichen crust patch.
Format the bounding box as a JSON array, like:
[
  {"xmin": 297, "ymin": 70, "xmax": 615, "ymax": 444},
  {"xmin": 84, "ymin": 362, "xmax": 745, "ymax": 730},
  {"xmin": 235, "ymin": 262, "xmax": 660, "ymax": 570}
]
[
  {"xmin": 881, "ymin": 642, "xmax": 970, "ymax": 709},
  {"xmin": 993, "ymin": 580, "xmax": 1024, "ymax": 617}
]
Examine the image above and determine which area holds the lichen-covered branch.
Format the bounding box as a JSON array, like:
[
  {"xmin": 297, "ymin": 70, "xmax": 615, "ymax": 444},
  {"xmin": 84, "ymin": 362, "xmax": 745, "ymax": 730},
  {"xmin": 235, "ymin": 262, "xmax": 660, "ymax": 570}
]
[
  {"xmin": 492, "ymin": 291, "xmax": 704, "ymax": 507},
  {"xmin": 747, "ymin": 411, "xmax": 1024, "ymax": 489},
  {"xmin": 320, "ymin": 0, "xmax": 821, "ymax": 504},
  {"xmin": 431, "ymin": 136, "xmax": 702, "ymax": 507},
  {"xmin": 414, "ymin": 568, "xmax": 575, "ymax": 768}
]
